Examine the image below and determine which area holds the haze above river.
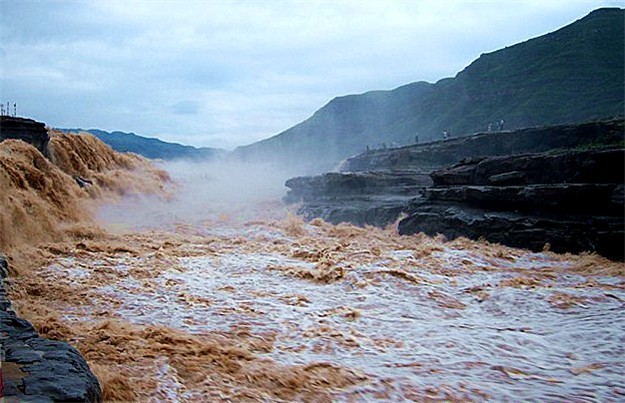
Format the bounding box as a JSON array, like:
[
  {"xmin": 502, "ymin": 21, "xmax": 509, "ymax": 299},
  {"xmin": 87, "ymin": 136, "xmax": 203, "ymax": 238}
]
[{"xmin": 12, "ymin": 161, "xmax": 625, "ymax": 401}]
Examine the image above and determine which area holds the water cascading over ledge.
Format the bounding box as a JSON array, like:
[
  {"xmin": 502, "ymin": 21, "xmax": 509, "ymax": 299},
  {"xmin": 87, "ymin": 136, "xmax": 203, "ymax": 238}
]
[{"xmin": 0, "ymin": 117, "xmax": 169, "ymax": 402}]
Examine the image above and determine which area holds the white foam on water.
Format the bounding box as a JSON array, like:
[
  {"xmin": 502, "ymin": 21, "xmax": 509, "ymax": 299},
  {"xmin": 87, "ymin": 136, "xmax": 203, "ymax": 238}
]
[{"xmin": 61, "ymin": 243, "xmax": 625, "ymax": 401}]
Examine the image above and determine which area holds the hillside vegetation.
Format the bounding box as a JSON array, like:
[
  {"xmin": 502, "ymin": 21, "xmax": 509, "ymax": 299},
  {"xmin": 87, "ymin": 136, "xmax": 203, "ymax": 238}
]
[
  {"xmin": 234, "ymin": 8, "xmax": 624, "ymax": 173},
  {"xmin": 61, "ymin": 129, "xmax": 224, "ymax": 161}
]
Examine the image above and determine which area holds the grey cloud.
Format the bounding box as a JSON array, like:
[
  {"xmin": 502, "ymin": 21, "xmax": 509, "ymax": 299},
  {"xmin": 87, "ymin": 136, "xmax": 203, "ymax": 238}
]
[
  {"xmin": 171, "ymin": 100, "xmax": 200, "ymax": 115},
  {"xmin": 1, "ymin": 0, "xmax": 618, "ymax": 149}
]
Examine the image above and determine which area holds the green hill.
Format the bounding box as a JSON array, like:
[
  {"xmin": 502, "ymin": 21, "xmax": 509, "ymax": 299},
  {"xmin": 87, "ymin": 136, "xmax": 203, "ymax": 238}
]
[
  {"xmin": 234, "ymin": 8, "xmax": 624, "ymax": 173},
  {"xmin": 60, "ymin": 128, "xmax": 224, "ymax": 160}
]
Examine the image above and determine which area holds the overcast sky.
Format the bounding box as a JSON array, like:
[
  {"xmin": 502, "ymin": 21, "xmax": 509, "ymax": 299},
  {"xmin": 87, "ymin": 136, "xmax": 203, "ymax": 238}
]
[{"xmin": 0, "ymin": 1, "xmax": 620, "ymax": 149}]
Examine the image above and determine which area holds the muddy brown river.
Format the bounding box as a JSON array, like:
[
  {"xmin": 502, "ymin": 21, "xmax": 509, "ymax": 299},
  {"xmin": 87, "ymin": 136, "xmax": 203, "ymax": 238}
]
[
  {"xmin": 13, "ymin": 209, "xmax": 625, "ymax": 401},
  {"xmin": 5, "ymin": 154, "xmax": 624, "ymax": 401}
]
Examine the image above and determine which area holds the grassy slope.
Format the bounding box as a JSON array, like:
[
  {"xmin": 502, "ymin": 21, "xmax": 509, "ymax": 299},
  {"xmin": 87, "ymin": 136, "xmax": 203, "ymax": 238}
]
[{"xmin": 235, "ymin": 8, "xmax": 624, "ymax": 171}]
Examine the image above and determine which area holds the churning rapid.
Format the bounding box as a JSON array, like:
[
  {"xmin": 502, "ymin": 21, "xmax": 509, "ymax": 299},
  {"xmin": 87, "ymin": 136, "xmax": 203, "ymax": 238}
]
[{"xmin": 2, "ymin": 133, "xmax": 624, "ymax": 401}]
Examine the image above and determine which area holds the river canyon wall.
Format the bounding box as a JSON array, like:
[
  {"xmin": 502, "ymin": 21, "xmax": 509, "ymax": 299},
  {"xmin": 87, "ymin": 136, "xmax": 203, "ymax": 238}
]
[{"xmin": 285, "ymin": 119, "xmax": 625, "ymax": 260}]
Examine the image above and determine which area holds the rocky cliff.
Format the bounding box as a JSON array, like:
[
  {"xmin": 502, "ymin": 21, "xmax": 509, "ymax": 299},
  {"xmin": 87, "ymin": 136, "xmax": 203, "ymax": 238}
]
[
  {"xmin": 285, "ymin": 119, "xmax": 625, "ymax": 260},
  {"xmin": 0, "ymin": 116, "xmax": 50, "ymax": 156},
  {"xmin": 398, "ymin": 149, "xmax": 624, "ymax": 260},
  {"xmin": 341, "ymin": 119, "xmax": 625, "ymax": 172}
]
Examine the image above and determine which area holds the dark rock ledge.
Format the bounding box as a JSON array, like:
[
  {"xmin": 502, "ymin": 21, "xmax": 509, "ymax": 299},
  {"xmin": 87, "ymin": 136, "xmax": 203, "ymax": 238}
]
[
  {"xmin": 1, "ymin": 255, "xmax": 102, "ymax": 402},
  {"xmin": 284, "ymin": 170, "xmax": 432, "ymax": 227},
  {"xmin": 0, "ymin": 116, "xmax": 50, "ymax": 156},
  {"xmin": 398, "ymin": 149, "xmax": 624, "ymax": 260},
  {"xmin": 285, "ymin": 119, "xmax": 624, "ymax": 260}
]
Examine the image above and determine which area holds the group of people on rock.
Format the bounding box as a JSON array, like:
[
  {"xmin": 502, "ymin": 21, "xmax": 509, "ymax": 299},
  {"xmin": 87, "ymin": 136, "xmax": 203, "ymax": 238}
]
[{"xmin": 487, "ymin": 119, "xmax": 505, "ymax": 132}]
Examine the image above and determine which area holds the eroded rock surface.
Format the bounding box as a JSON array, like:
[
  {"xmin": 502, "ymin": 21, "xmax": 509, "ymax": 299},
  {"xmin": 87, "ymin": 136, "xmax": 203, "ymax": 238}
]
[
  {"xmin": 0, "ymin": 116, "xmax": 50, "ymax": 156},
  {"xmin": 285, "ymin": 119, "xmax": 625, "ymax": 259},
  {"xmin": 285, "ymin": 170, "xmax": 431, "ymax": 227},
  {"xmin": 0, "ymin": 255, "xmax": 102, "ymax": 402},
  {"xmin": 399, "ymin": 149, "xmax": 624, "ymax": 259}
]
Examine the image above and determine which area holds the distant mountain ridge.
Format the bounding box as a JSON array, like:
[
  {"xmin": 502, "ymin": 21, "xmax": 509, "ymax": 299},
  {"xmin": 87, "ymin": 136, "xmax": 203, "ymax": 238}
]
[
  {"xmin": 60, "ymin": 128, "xmax": 224, "ymax": 160},
  {"xmin": 234, "ymin": 7, "xmax": 625, "ymax": 173}
]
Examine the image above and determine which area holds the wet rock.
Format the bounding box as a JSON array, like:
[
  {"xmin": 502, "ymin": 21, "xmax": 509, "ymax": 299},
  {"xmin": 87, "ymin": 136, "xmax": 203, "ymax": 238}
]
[
  {"xmin": 0, "ymin": 254, "xmax": 8, "ymax": 278},
  {"xmin": 22, "ymin": 343, "xmax": 100, "ymax": 402},
  {"xmin": 285, "ymin": 119, "xmax": 625, "ymax": 260},
  {"xmin": 398, "ymin": 148, "xmax": 625, "ymax": 260},
  {"xmin": 284, "ymin": 170, "xmax": 431, "ymax": 227},
  {"xmin": 285, "ymin": 170, "xmax": 431, "ymax": 202},
  {"xmin": 293, "ymin": 196, "xmax": 410, "ymax": 227},
  {"xmin": 0, "ymin": 116, "xmax": 50, "ymax": 156},
  {"xmin": 610, "ymin": 184, "xmax": 624, "ymax": 205},
  {"xmin": 73, "ymin": 176, "xmax": 94, "ymax": 188},
  {"xmin": 0, "ymin": 257, "xmax": 102, "ymax": 402},
  {"xmin": 430, "ymin": 148, "xmax": 624, "ymax": 186},
  {"xmin": 398, "ymin": 204, "xmax": 624, "ymax": 259},
  {"xmin": 422, "ymin": 183, "xmax": 623, "ymax": 215}
]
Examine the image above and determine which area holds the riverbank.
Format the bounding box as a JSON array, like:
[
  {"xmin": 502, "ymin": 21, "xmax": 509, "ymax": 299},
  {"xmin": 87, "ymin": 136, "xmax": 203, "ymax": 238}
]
[{"xmin": 1, "ymin": 254, "xmax": 101, "ymax": 401}]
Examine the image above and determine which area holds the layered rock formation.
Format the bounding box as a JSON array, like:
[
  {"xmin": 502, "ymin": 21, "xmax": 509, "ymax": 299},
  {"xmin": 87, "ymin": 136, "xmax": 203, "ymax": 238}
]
[
  {"xmin": 1, "ymin": 256, "xmax": 102, "ymax": 402},
  {"xmin": 0, "ymin": 116, "xmax": 50, "ymax": 156},
  {"xmin": 285, "ymin": 170, "xmax": 431, "ymax": 227},
  {"xmin": 398, "ymin": 149, "xmax": 624, "ymax": 260},
  {"xmin": 342, "ymin": 119, "xmax": 625, "ymax": 172},
  {"xmin": 284, "ymin": 119, "xmax": 625, "ymax": 260}
]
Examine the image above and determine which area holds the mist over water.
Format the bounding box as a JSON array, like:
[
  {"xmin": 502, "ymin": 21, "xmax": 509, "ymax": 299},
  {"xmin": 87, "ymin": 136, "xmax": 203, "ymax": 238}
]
[
  {"xmin": 97, "ymin": 159, "xmax": 296, "ymax": 230},
  {"xmin": 5, "ymin": 137, "xmax": 624, "ymax": 401}
]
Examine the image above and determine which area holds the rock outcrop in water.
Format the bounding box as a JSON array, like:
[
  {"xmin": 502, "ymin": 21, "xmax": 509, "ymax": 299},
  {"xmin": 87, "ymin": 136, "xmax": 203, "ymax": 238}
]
[
  {"xmin": 1, "ymin": 255, "xmax": 102, "ymax": 402},
  {"xmin": 285, "ymin": 119, "xmax": 625, "ymax": 260},
  {"xmin": 284, "ymin": 171, "xmax": 432, "ymax": 227}
]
